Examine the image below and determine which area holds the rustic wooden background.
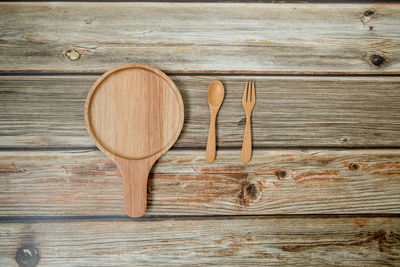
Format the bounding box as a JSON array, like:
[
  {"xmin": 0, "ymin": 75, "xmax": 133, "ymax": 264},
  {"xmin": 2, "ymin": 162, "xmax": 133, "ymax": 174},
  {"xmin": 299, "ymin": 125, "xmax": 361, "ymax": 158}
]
[{"xmin": 1, "ymin": 2, "xmax": 400, "ymax": 266}]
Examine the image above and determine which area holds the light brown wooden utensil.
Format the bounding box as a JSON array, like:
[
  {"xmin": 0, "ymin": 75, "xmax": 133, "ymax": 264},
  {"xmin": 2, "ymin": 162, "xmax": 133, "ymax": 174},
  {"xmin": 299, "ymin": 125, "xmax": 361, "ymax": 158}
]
[
  {"xmin": 206, "ymin": 80, "xmax": 225, "ymax": 163},
  {"xmin": 241, "ymin": 81, "xmax": 255, "ymax": 163},
  {"xmin": 85, "ymin": 63, "xmax": 184, "ymax": 218}
]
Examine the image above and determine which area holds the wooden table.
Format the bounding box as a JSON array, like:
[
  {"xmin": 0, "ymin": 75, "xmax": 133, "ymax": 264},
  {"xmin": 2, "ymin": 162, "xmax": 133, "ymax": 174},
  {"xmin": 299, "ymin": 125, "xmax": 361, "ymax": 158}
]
[{"xmin": 1, "ymin": 2, "xmax": 400, "ymax": 266}]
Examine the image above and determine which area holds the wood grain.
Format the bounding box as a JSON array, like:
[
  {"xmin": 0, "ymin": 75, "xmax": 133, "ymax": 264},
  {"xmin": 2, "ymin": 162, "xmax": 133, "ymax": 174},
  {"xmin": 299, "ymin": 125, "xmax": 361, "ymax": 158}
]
[
  {"xmin": 1, "ymin": 216, "xmax": 399, "ymax": 266},
  {"xmin": 0, "ymin": 3, "xmax": 400, "ymax": 73},
  {"xmin": 85, "ymin": 64, "xmax": 184, "ymax": 218},
  {"xmin": 2, "ymin": 2, "xmax": 400, "ymax": 265},
  {"xmin": 1, "ymin": 149, "xmax": 400, "ymax": 216},
  {"xmin": 1, "ymin": 75, "xmax": 400, "ymax": 148}
]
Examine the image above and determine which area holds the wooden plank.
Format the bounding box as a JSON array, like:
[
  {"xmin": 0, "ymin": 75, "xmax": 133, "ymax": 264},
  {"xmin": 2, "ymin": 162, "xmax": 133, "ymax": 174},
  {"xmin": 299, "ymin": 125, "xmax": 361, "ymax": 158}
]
[
  {"xmin": 1, "ymin": 149, "xmax": 400, "ymax": 216},
  {"xmin": 0, "ymin": 3, "xmax": 399, "ymax": 73},
  {"xmin": 1, "ymin": 216, "xmax": 399, "ymax": 266},
  {"xmin": 1, "ymin": 75, "xmax": 400, "ymax": 148}
]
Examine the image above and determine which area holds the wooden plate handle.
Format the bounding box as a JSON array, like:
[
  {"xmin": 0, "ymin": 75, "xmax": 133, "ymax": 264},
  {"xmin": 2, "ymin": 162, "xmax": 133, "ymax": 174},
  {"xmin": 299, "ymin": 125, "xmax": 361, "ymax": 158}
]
[{"xmin": 115, "ymin": 157, "xmax": 154, "ymax": 218}]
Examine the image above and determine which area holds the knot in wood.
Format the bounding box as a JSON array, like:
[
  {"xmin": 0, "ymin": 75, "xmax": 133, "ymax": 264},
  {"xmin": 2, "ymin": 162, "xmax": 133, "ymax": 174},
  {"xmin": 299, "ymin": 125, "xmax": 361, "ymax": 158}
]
[
  {"xmin": 361, "ymin": 10, "xmax": 374, "ymax": 23},
  {"xmin": 15, "ymin": 246, "xmax": 40, "ymax": 267},
  {"xmin": 66, "ymin": 49, "xmax": 81, "ymax": 61},
  {"xmin": 363, "ymin": 10, "xmax": 374, "ymax": 17},
  {"xmin": 369, "ymin": 54, "xmax": 386, "ymax": 67},
  {"xmin": 341, "ymin": 137, "xmax": 350, "ymax": 143},
  {"xmin": 85, "ymin": 17, "xmax": 96, "ymax": 24},
  {"xmin": 238, "ymin": 182, "xmax": 260, "ymax": 206},
  {"xmin": 349, "ymin": 163, "xmax": 360, "ymax": 171},
  {"xmin": 237, "ymin": 117, "xmax": 246, "ymax": 127},
  {"xmin": 275, "ymin": 169, "xmax": 287, "ymax": 179}
]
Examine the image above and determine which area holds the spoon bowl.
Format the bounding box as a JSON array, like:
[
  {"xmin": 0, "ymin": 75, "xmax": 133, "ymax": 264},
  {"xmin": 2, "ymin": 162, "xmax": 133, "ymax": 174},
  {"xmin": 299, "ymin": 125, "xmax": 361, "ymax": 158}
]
[{"xmin": 208, "ymin": 80, "xmax": 225, "ymax": 108}]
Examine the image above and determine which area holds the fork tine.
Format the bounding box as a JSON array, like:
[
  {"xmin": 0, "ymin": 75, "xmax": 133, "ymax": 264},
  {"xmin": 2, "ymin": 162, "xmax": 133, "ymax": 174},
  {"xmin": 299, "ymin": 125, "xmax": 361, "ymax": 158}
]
[
  {"xmin": 246, "ymin": 81, "xmax": 250, "ymax": 102},
  {"xmin": 249, "ymin": 80, "xmax": 252, "ymax": 102},
  {"xmin": 251, "ymin": 80, "xmax": 255, "ymax": 103},
  {"xmin": 242, "ymin": 81, "xmax": 248, "ymax": 103}
]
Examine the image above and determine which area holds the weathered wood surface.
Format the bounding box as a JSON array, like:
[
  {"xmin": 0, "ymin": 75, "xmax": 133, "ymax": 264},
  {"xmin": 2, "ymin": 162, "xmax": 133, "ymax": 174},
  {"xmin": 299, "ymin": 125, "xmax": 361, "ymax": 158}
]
[
  {"xmin": 1, "ymin": 149, "xmax": 400, "ymax": 216},
  {"xmin": 1, "ymin": 216, "xmax": 399, "ymax": 266},
  {"xmin": 1, "ymin": 75, "xmax": 400, "ymax": 148},
  {"xmin": 1, "ymin": 3, "xmax": 400, "ymax": 73},
  {"xmin": 1, "ymin": 2, "xmax": 400, "ymax": 266}
]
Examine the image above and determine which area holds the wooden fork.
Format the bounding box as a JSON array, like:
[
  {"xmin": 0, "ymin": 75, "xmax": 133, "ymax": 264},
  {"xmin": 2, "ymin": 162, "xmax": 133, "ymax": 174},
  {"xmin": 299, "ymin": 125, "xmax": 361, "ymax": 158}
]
[{"xmin": 241, "ymin": 81, "xmax": 255, "ymax": 163}]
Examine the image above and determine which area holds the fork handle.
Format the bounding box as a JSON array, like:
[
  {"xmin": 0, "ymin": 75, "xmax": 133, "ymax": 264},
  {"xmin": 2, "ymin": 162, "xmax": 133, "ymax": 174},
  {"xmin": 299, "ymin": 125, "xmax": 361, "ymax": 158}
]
[
  {"xmin": 206, "ymin": 116, "xmax": 216, "ymax": 163},
  {"xmin": 241, "ymin": 115, "xmax": 252, "ymax": 163}
]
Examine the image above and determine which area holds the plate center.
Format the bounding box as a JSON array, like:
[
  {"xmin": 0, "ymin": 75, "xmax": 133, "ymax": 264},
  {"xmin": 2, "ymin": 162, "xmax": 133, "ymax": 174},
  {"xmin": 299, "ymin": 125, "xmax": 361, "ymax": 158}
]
[{"xmin": 88, "ymin": 67, "xmax": 183, "ymax": 159}]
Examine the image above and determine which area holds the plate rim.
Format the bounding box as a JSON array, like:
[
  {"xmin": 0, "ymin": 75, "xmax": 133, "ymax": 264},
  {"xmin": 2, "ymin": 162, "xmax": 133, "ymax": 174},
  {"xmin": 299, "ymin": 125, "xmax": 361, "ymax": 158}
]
[{"xmin": 84, "ymin": 63, "xmax": 184, "ymax": 161}]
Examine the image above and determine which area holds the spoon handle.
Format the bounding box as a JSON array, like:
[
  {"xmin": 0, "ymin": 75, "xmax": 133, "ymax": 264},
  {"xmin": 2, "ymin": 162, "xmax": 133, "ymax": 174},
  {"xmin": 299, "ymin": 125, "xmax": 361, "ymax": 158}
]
[{"xmin": 206, "ymin": 116, "xmax": 216, "ymax": 163}]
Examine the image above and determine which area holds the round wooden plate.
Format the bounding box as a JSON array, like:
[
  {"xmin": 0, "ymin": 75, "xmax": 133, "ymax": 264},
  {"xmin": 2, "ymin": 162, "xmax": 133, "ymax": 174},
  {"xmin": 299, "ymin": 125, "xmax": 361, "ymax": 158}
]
[{"xmin": 85, "ymin": 64, "xmax": 184, "ymax": 218}]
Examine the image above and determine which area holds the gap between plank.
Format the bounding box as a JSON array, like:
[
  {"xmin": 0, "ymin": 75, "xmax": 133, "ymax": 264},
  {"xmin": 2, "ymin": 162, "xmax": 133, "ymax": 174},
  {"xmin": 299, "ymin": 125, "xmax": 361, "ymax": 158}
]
[
  {"xmin": 1, "ymin": 72, "xmax": 400, "ymax": 77},
  {"xmin": 1, "ymin": 146, "xmax": 400, "ymax": 152},
  {"xmin": 0, "ymin": 213, "xmax": 399, "ymax": 223},
  {"xmin": 0, "ymin": 0, "xmax": 390, "ymax": 3}
]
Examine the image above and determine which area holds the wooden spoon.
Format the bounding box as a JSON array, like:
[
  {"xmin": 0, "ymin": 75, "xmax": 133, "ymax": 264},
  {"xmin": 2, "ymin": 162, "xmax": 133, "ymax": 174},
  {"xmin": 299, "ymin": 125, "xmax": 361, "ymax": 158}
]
[{"xmin": 206, "ymin": 80, "xmax": 225, "ymax": 163}]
